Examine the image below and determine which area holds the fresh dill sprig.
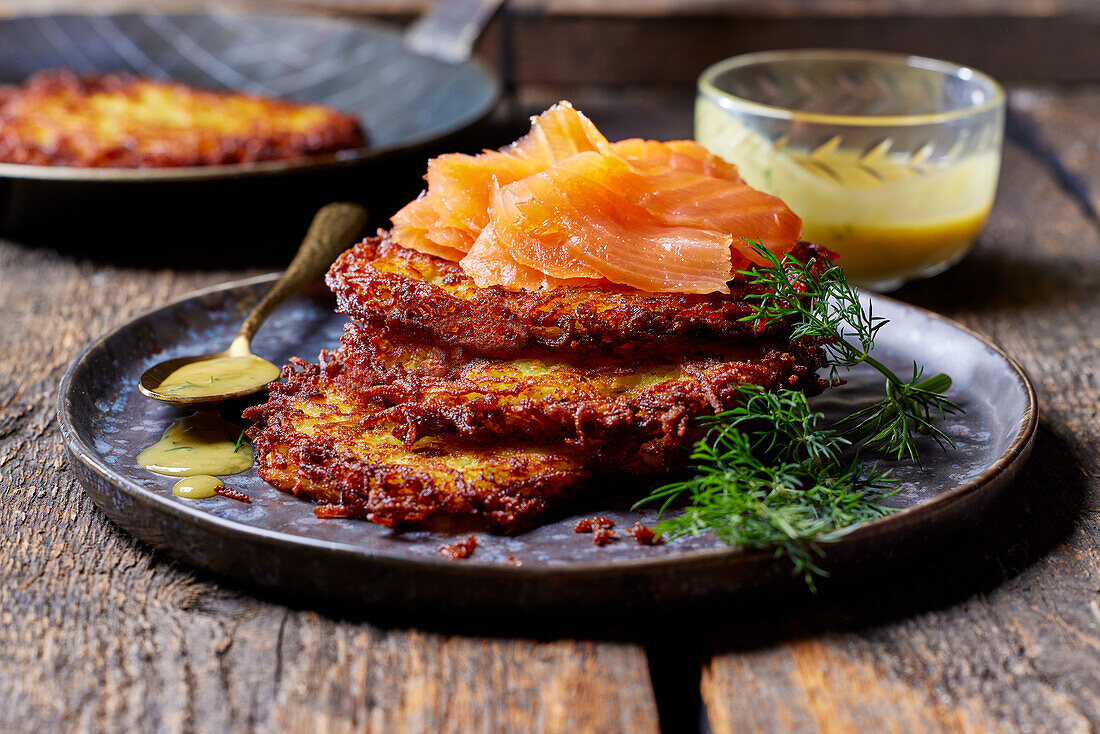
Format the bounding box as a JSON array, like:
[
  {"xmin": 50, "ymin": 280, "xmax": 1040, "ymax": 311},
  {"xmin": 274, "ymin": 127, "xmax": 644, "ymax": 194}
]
[
  {"xmin": 634, "ymin": 244, "xmax": 962, "ymax": 588},
  {"xmin": 233, "ymin": 430, "xmax": 246, "ymax": 454},
  {"xmin": 636, "ymin": 385, "xmax": 897, "ymax": 590},
  {"xmin": 738, "ymin": 240, "xmax": 962, "ymax": 462}
]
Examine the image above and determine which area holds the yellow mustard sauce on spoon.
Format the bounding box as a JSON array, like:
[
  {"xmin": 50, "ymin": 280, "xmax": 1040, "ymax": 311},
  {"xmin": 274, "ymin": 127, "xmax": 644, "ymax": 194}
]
[
  {"xmin": 155, "ymin": 355, "xmax": 281, "ymax": 399},
  {"xmin": 138, "ymin": 202, "xmax": 367, "ymax": 406},
  {"xmin": 133, "ymin": 202, "xmax": 368, "ymax": 498}
]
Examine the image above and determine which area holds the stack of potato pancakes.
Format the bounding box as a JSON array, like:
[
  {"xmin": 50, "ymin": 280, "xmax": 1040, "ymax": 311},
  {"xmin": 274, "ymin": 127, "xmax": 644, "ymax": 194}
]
[
  {"xmin": 245, "ymin": 102, "xmax": 828, "ymax": 532},
  {"xmin": 244, "ymin": 234, "xmax": 826, "ymax": 531}
]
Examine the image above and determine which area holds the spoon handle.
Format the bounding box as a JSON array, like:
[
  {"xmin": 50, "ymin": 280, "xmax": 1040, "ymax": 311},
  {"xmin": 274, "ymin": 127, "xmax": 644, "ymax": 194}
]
[{"xmin": 231, "ymin": 202, "xmax": 368, "ymax": 354}]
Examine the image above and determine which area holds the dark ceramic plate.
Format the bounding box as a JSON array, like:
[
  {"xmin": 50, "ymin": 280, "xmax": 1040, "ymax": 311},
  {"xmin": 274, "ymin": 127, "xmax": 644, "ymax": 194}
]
[{"xmin": 58, "ymin": 276, "xmax": 1037, "ymax": 611}]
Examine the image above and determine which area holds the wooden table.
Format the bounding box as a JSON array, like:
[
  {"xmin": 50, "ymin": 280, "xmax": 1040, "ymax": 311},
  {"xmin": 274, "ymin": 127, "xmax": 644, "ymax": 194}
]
[{"xmin": 2, "ymin": 27, "xmax": 1099, "ymax": 733}]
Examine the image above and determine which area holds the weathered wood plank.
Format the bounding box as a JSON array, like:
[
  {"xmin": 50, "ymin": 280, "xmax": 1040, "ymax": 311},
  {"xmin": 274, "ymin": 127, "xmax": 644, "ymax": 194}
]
[
  {"xmin": 0, "ymin": 243, "xmax": 660, "ymax": 732},
  {"xmin": 1009, "ymin": 86, "xmax": 1100, "ymax": 221},
  {"xmin": 701, "ymin": 133, "xmax": 1100, "ymax": 731}
]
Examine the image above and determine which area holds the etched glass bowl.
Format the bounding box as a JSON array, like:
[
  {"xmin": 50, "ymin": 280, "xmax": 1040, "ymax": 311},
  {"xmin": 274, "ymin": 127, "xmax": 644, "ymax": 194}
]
[{"xmin": 696, "ymin": 49, "xmax": 1005, "ymax": 291}]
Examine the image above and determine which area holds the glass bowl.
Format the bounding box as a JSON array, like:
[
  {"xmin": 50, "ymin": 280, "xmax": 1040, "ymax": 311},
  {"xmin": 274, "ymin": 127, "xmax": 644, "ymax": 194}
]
[{"xmin": 696, "ymin": 49, "xmax": 1005, "ymax": 291}]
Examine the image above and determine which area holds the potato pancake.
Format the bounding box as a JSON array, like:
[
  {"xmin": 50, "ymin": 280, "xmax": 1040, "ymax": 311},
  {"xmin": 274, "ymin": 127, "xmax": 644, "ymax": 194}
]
[
  {"xmin": 329, "ymin": 322, "xmax": 825, "ymax": 453},
  {"xmin": 244, "ymin": 230, "xmax": 830, "ymax": 530},
  {"xmin": 327, "ymin": 233, "xmax": 829, "ymax": 356},
  {"xmin": 244, "ymin": 315, "xmax": 822, "ymax": 529},
  {"xmin": 0, "ymin": 69, "xmax": 365, "ymax": 167},
  {"xmin": 244, "ymin": 358, "xmax": 597, "ymax": 530}
]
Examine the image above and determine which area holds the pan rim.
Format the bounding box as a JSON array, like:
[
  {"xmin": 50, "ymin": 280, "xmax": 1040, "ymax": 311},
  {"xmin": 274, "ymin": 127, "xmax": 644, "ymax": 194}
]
[{"xmin": 0, "ymin": 10, "xmax": 500, "ymax": 183}]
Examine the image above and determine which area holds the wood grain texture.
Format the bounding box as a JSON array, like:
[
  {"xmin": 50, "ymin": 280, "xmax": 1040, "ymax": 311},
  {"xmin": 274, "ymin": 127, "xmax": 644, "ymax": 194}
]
[
  {"xmin": 504, "ymin": 14, "xmax": 1100, "ymax": 85},
  {"xmin": 3, "ymin": 0, "xmax": 1100, "ymax": 86},
  {"xmin": 0, "ymin": 244, "xmax": 659, "ymax": 732},
  {"xmin": 518, "ymin": 0, "xmax": 1100, "ymax": 15},
  {"xmin": 1010, "ymin": 86, "xmax": 1100, "ymax": 221}
]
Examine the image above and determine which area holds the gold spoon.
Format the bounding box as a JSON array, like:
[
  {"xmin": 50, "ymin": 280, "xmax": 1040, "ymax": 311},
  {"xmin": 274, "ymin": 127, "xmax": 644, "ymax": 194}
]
[{"xmin": 138, "ymin": 201, "xmax": 367, "ymax": 407}]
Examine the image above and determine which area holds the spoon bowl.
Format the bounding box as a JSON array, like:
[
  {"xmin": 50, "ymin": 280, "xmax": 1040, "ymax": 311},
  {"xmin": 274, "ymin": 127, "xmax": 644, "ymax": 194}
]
[
  {"xmin": 138, "ymin": 202, "xmax": 367, "ymax": 406},
  {"xmin": 137, "ymin": 349, "xmax": 281, "ymax": 407}
]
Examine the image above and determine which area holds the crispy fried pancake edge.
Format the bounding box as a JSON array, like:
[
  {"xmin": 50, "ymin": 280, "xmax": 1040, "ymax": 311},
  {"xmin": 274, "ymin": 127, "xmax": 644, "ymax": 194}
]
[
  {"xmin": 244, "ymin": 359, "xmax": 597, "ymax": 531},
  {"xmin": 330, "ymin": 323, "xmax": 826, "ymax": 452},
  {"xmin": 327, "ymin": 233, "xmax": 828, "ymax": 355}
]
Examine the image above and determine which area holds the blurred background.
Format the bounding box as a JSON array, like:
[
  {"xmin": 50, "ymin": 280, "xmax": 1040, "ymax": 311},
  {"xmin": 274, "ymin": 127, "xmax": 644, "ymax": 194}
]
[
  {"xmin": 6, "ymin": 0, "xmax": 1097, "ymax": 137},
  {"xmin": 0, "ymin": 0, "xmax": 1096, "ymax": 264},
  {"xmin": 6, "ymin": 1, "xmax": 1088, "ymax": 103}
]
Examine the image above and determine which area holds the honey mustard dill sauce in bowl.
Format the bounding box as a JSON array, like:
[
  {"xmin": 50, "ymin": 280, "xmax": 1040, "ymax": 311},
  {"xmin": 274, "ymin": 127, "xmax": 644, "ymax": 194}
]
[{"xmin": 696, "ymin": 49, "xmax": 1004, "ymax": 291}]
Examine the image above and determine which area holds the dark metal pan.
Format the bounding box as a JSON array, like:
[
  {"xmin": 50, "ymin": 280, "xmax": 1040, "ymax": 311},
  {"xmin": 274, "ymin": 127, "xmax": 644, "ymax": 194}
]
[{"xmin": 0, "ymin": 11, "xmax": 500, "ymax": 256}]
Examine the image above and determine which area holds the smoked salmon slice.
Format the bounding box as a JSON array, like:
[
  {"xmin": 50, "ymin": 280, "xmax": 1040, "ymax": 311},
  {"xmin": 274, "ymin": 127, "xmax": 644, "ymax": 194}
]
[
  {"xmin": 461, "ymin": 152, "xmax": 736, "ymax": 294},
  {"xmin": 392, "ymin": 101, "xmax": 803, "ymax": 293},
  {"xmin": 392, "ymin": 102, "xmax": 609, "ymax": 257},
  {"xmin": 613, "ymin": 138, "xmax": 744, "ymax": 182},
  {"xmin": 607, "ymin": 166, "xmax": 803, "ymax": 268}
]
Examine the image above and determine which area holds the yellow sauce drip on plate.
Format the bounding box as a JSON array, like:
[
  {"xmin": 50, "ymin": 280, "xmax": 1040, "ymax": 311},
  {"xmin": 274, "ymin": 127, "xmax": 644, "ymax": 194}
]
[
  {"xmin": 156, "ymin": 355, "xmax": 280, "ymax": 399},
  {"xmin": 171, "ymin": 475, "xmax": 223, "ymax": 499},
  {"xmin": 137, "ymin": 412, "xmax": 253, "ymax": 477}
]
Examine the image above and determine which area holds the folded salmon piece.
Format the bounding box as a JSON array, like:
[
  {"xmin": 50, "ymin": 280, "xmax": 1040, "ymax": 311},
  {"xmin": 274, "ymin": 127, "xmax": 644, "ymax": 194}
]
[
  {"xmin": 611, "ymin": 138, "xmax": 745, "ymax": 181},
  {"xmin": 391, "ymin": 101, "xmax": 609, "ymax": 260},
  {"xmin": 391, "ymin": 100, "xmax": 803, "ymax": 293},
  {"xmin": 463, "ymin": 151, "xmax": 747, "ymax": 293}
]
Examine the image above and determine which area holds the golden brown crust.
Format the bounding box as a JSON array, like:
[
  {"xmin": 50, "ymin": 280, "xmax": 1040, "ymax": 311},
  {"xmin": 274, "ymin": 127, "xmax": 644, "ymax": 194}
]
[
  {"xmin": 326, "ymin": 233, "xmax": 829, "ymax": 356},
  {"xmin": 243, "ymin": 359, "xmax": 596, "ymax": 530},
  {"xmin": 247, "ymin": 232, "xmax": 831, "ymax": 531},
  {"xmin": 329, "ymin": 322, "xmax": 825, "ymax": 453},
  {"xmin": 244, "ymin": 316, "xmax": 824, "ymax": 531},
  {"xmin": 0, "ymin": 69, "xmax": 366, "ymax": 168}
]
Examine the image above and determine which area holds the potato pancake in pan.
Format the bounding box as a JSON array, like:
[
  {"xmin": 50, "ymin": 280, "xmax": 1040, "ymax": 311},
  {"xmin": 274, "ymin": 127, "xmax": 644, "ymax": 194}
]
[{"xmin": 0, "ymin": 69, "xmax": 366, "ymax": 168}]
